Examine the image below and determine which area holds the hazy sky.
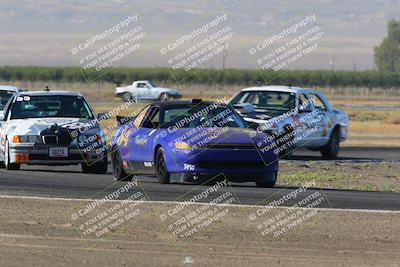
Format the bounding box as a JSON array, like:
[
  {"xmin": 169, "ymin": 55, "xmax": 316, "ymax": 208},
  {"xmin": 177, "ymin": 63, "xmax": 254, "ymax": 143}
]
[{"xmin": 0, "ymin": 0, "xmax": 399, "ymax": 70}]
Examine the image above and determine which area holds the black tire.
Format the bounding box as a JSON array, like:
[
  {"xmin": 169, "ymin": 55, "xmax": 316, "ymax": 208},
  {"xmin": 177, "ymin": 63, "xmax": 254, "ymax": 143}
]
[
  {"xmin": 5, "ymin": 141, "xmax": 20, "ymax": 170},
  {"xmin": 320, "ymin": 128, "xmax": 340, "ymax": 159},
  {"xmin": 81, "ymin": 157, "xmax": 108, "ymax": 174},
  {"xmin": 256, "ymin": 181, "xmax": 276, "ymax": 188},
  {"xmin": 277, "ymin": 125, "xmax": 294, "ymax": 159},
  {"xmin": 256, "ymin": 172, "xmax": 277, "ymax": 188},
  {"xmin": 81, "ymin": 163, "xmax": 93, "ymax": 173},
  {"xmin": 112, "ymin": 148, "xmax": 133, "ymax": 181},
  {"xmin": 122, "ymin": 92, "xmax": 132, "ymax": 102},
  {"xmin": 0, "ymin": 150, "xmax": 5, "ymax": 168},
  {"xmin": 159, "ymin": 93, "xmax": 169, "ymax": 101},
  {"xmin": 92, "ymin": 159, "xmax": 108, "ymax": 174},
  {"xmin": 155, "ymin": 148, "xmax": 170, "ymax": 184}
]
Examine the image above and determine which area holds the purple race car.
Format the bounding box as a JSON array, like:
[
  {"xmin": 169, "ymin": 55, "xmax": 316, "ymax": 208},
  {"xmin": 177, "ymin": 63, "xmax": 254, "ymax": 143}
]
[{"xmin": 111, "ymin": 100, "xmax": 278, "ymax": 187}]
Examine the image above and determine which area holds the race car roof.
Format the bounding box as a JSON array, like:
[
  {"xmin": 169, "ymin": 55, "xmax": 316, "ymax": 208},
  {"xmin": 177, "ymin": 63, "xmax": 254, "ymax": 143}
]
[
  {"xmin": 241, "ymin": 85, "xmax": 314, "ymax": 94},
  {"xmin": 15, "ymin": 91, "xmax": 83, "ymax": 97},
  {"xmin": 0, "ymin": 85, "xmax": 24, "ymax": 92},
  {"xmin": 151, "ymin": 100, "xmax": 228, "ymax": 108}
]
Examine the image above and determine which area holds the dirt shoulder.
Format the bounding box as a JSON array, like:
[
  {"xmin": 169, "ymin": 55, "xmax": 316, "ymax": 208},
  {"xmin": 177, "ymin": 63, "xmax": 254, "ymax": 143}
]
[
  {"xmin": 0, "ymin": 197, "xmax": 399, "ymax": 267},
  {"xmin": 279, "ymin": 161, "xmax": 400, "ymax": 192}
]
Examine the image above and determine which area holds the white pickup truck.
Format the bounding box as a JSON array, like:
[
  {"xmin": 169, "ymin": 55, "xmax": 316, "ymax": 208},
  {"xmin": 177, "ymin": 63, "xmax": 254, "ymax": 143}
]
[{"xmin": 115, "ymin": 80, "xmax": 182, "ymax": 102}]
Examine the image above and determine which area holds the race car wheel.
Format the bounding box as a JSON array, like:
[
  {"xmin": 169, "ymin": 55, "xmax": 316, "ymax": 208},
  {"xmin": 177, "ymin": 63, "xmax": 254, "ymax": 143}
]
[
  {"xmin": 156, "ymin": 148, "xmax": 170, "ymax": 184},
  {"xmin": 5, "ymin": 141, "xmax": 20, "ymax": 170},
  {"xmin": 159, "ymin": 93, "xmax": 169, "ymax": 101},
  {"xmin": 81, "ymin": 163, "xmax": 93, "ymax": 173},
  {"xmin": 112, "ymin": 149, "xmax": 133, "ymax": 181},
  {"xmin": 91, "ymin": 158, "xmax": 108, "ymax": 174},
  {"xmin": 122, "ymin": 92, "xmax": 132, "ymax": 102},
  {"xmin": 277, "ymin": 125, "xmax": 294, "ymax": 159},
  {"xmin": 256, "ymin": 181, "xmax": 276, "ymax": 188},
  {"xmin": 320, "ymin": 128, "xmax": 340, "ymax": 159},
  {"xmin": 256, "ymin": 172, "xmax": 277, "ymax": 188},
  {"xmin": 81, "ymin": 157, "xmax": 108, "ymax": 174}
]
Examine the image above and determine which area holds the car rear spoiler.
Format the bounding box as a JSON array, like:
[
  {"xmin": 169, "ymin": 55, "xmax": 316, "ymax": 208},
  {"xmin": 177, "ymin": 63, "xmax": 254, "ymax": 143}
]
[{"xmin": 116, "ymin": 115, "xmax": 135, "ymax": 125}]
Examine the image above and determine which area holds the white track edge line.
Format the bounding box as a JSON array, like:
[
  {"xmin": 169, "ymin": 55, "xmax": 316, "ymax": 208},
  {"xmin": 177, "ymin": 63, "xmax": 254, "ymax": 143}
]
[{"xmin": 0, "ymin": 194, "xmax": 399, "ymax": 214}]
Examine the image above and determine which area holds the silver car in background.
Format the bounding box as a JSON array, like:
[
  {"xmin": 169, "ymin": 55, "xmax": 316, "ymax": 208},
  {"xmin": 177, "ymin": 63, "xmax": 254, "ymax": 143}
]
[
  {"xmin": 229, "ymin": 86, "xmax": 349, "ymax": 159},
  {"xmin": 0, "ymin": 91, "xmax": 108, "ymax": 173},
  {"xmin": 115, "ymin": 80, "xmax": 182, "ymax": 102}
]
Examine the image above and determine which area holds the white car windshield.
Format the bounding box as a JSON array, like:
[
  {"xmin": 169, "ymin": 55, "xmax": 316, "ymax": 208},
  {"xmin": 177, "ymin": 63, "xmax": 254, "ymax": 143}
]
[
  {"xmin": 148, "ymin": 81, "xmax": 157, "ymax": 87},
  {"xmin": 10, "ymin": 95, "xmax": 94, "ymax": 119},
  {"xmin": 230, "ymin": 91, "xmax": 296, "ymax": 113}
]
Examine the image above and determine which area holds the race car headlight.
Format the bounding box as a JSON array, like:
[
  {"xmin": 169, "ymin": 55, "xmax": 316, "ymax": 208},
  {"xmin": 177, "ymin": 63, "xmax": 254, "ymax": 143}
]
[
  {"xmin": 12, "ymin": 135, "xmax": 38, "ymax": 144},
  {"xmin": 174, "ymin": 142, "xmax": 192, "ymax": 150}
]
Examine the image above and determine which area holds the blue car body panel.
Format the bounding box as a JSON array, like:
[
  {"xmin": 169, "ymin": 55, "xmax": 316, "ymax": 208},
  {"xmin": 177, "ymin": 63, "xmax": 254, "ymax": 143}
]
[{"xmin": 112, "ymin": 102, "xmax": 278, "ymax": 183}]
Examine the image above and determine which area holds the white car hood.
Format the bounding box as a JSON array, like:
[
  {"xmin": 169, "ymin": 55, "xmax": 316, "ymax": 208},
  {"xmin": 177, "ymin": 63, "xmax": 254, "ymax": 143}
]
[{"xmin": 6, "ymin": 117, "xmax": 96, "ymax": 136}]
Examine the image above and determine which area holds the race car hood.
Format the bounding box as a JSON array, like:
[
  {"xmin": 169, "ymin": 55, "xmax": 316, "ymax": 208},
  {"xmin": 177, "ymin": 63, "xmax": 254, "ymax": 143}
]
[
  {"xmin": 6, "ymin": 117, "xmax": 100, "ymax": 137},
  {"xmin": 168, "ymin": 127, "xmax": 270, "ymax": 146}
]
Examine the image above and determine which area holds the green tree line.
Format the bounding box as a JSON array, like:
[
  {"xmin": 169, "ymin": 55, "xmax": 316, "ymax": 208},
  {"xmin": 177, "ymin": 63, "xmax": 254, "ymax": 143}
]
[{"xmin": 0, "ymin": 66, "xmax": 399, "ymax": 88}]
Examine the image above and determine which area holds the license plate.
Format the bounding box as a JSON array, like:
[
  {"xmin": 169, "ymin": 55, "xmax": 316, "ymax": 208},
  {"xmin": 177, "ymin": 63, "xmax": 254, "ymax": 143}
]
[{"xmin": 49, "ymin": 147, "xmax": 68, "ymax": 157}]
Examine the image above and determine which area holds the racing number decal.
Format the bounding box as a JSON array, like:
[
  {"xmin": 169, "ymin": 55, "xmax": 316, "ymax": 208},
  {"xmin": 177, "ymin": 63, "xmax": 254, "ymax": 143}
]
[{"xmin": 117, "ymin": 128, "xmax": 133, "ymax": 147}]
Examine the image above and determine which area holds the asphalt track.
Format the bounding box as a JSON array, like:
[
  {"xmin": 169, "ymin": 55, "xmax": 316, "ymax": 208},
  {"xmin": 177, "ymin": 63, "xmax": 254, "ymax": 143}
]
[{"xmin": 0, "ymin": 146, "xmax": 399, "ymax": 210}]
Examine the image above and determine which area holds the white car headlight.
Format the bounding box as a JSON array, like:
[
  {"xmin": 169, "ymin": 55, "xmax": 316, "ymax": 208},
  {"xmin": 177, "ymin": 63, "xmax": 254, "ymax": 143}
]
[
  {"xmin": 12, "ymin": 135, "xmax": 39, "ymax": 144},
  {"xmin": 28, "ymin": 136, "xmax": 38, "ymax": 143}
]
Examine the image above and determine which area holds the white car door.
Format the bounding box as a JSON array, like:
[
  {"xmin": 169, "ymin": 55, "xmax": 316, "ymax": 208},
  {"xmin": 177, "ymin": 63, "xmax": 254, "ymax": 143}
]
[
  {"xmin": 141, "ymin": 83, "xmax": 155, "ymax": 100},
  {"xmin": 132, "ymin": 82, "xmax": 148, "ymax": 99},
  {"xmin": 295, "ymin": 93, "xmax": 317, "ymax": 146},
  {"xmin": 304, "ymin": 92, "xmax": 330, "ymax": 147}
]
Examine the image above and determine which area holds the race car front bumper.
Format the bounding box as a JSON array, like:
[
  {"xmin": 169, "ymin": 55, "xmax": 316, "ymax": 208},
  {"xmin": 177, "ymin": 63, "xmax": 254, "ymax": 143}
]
[
  {"xmin": 170, "ymin": 171, "xmax": 277, "ymax": 184},
  {"xmin": 8, "ymin": 144, "xmax": 106, "ymax": 165},
  {"xmin": 164, "ymin": 147, "xmax": 279, "ymax": 184}
]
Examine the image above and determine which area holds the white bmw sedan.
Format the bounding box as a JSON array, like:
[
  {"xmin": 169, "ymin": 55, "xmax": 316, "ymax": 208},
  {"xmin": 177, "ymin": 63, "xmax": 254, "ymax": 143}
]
[{"xmin": 0, "ymin": 91, "xmax": 107, "ymax": 173}]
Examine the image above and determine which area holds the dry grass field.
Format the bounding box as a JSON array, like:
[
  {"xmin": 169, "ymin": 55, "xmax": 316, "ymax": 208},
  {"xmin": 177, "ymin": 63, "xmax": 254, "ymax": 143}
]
[{"xmin": 0, "ymin": 197, "xmax": 399, "ymax": 267}]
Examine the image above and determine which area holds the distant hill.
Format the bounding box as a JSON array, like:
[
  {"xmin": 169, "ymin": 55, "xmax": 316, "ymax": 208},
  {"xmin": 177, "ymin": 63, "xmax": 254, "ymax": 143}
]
[{"xmin": 0, "ymin": 0, "xmax": 399, "ymax": 70}]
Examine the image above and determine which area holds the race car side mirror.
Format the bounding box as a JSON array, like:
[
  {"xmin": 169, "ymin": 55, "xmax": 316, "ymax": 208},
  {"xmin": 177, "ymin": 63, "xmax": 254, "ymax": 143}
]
[
  {"xmin": 97, "ymin": 112, "xmax": 107, "ymax": 120},
  {"xmin": 299, "ymin": 106, "xmax": 312, "ymax": 113},
  {"xmin": 0, "ymin": 112, "xmax": 5, "ymax": 121}
]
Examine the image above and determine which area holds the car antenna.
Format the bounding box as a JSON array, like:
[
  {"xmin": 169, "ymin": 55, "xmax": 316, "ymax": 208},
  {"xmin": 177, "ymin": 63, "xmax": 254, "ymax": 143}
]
[{"xmin": 44, "ymin": 84, "xmax": 50, "ymax": 91}]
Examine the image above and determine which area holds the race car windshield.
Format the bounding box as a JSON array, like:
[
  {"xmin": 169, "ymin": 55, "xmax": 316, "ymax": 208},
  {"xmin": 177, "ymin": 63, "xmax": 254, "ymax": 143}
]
[
  {"xmin": 148, "ymin": 81, "xmax": 157, "ymax": 87},
  {"xmin": 0, "ymin": 91, "xmax": 14, "ymax": 110},
  {"xmin": 10, "ymin": 95, "xmax": 95, "ymax": 119},
  {"xmin": 161, "ymin": 105, "xmax": 246, "ymax": 128},
  {"xmin": 230, "ymin": 91, "xmax": 296, "ymax": 114}
]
